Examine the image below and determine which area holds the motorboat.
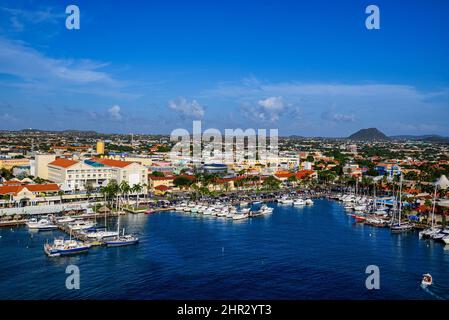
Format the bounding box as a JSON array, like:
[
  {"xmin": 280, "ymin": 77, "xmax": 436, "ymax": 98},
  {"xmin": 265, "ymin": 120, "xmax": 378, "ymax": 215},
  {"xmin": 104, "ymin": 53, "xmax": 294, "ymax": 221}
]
[
  {"xmin": 421, "ymin": 273, "xmax": 433, "ymax": 286},
  {"xmin": 353, "ymin": 205, "xmax": 367, "ymax": 212},
  {"xmin": 305, "ymin": 199, "xmax": 314, "ymax": 205},
  {"xmin": 27, "ymin": 218, "xmax": 58, "ymax": 231},
  {"xmin": 279, "ymin": 197, "xmax": 293, "ymax": 205},
  {"xmin": 443, "ymin": 235, "xmax": 449, "ymax": 245},
  {"xmin": 56, "ymin": 216, "xmax": 76, "ymax": 224},
  {"xmin": 260, "ymin": 205, "xmax": 274, "ymax": 214},
  {"xmin": 44, "ymin": 238, "xmax": 90, "ymax": 257},
  {"xmin": 293, "ymin": 199, "xmax": 305, "ymax": 206},
  {"xmin": 233, "ymin": 212, "xmax": 249, "ymax": 220},
  {"xmin": 69, "ymin": 220, "xmax": 96, "ymax": 231},
  {"xmin": 85, "ymin": 230, "xmax": 119, "ymax": 241},
  {"xmin": 203, "ymin": 207, "xmax": 214, "ymax": 215}
]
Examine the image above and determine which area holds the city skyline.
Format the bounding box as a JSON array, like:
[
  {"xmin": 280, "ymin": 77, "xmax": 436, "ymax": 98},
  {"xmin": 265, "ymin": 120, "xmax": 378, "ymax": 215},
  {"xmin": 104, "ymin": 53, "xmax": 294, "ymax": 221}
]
[{"xmin": 0, "ymin": 0, "xmax": 448, "ymax": 136}]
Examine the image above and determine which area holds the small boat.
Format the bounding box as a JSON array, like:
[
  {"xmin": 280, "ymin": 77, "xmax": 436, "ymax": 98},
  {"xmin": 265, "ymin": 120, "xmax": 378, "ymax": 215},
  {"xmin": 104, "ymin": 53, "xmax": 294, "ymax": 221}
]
[
  {"xmin": 57, "ymin": 216, "xmax": 76, "ymax": 224},
  {"xmin": 279, "ymin": 197, "xmax": 293, "ymax": 205},
  {"xmin": 233, "ymin": 212, "xmax": 248, "ymax": 220},
  {"xmin": 390, "ymin": 223, "xmax": 413, "ymax": 233},
  {"xmin": 27, "ymin": 218, "xmax": 58, "ymax": 231},
  {"xmin": 260, "ymin": 205, "xmax": 273, "ymax": 214},
  {"xmin": 44, "ymin": 238, "xmax": 90, "ymax": 257},
  {"xmin": 203, "ymin": 208, "xmax": 214, "ymax": 215},
  {"xmin": 305, "ymin": 199, "xmax": 314, "ymax": 205},
  {"xmin": 85, "ymin": 230, "xmax": 119, "ymax": 241},
  {"xmin": 354, "ymin": 215, "xmax": 367, "ymax": 223},
  {"xmin": 69, "ymin": 220, "xmax": 96, "ymax": 231},
  {"xmin": 105, "ymin": 234, "xmax": 139, "ymax": 247},
  {"xmin": 293, "ymin": 199, "xmax": 305, "ymax": 206},
  {"xmin": 145, "ymin": 209, "xmax": 155, "ymax": 214},
  {"xmin": 421, "ymin": 273, "xmax": 433, "ymax": 286},
  {"xmin": 443, "ymin": 235, "xmax": 449, "ymax": 245},
  {"xmin": 104, "ymin": 215, "xmax": 139, "ymax": 247}
]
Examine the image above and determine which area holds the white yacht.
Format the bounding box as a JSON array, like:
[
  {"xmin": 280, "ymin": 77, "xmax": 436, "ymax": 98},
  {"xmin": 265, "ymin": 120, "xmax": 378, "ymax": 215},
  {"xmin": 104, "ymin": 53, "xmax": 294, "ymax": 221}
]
[
  {"xmin": 443, "ymin": 235, "xmax": 449, "ymax": 245},
  {"xmin": 293, "ymin": 199, "xmax": 305, "ymax": 206},
  {"xmin": 260, "ymin": 205, "xmax": 273, "ymax": 214},
  {"xmin": 203, "ymin": 207, "xmax": 214, "ymax": 215},
  {"xmin": 280, "ymin": 199, "xmax": 294, "ymax": 205},
  {"xmin": 305, "ymin": 199, "xmax": 314, "ymax": 205},
  {"xmin": 233, "ymin": 212, "xmax": 249, "ymax": 220},
  {"xmin": 27, "ymin": 218, "xmax": 58, "ymax": 231},
  {"xmin": 85, "ymin": 230, "xmax": 119, "ymax": 241},
  {"xmin": 57, "ymin": 216, "xmax": 76, "ymax": 224},
  {"xmin": 69, "ymin": 220, "xmax": 96, "ymax": 231}
]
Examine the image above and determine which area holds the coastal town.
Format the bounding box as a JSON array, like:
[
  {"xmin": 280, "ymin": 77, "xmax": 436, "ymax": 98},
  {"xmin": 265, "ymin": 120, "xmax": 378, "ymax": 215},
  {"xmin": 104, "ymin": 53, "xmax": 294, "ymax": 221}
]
[{"xmin": 1, "ymin": 128, "xmax": 448, "ymax": 249}]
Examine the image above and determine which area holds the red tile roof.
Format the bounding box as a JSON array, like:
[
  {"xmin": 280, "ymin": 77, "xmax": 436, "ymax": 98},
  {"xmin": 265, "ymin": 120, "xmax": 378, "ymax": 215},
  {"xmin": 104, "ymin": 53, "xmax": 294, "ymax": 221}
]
[
  {"xmin": 154, "ymin": 185, "xmax": 170, "ymax": 191},
  {"xmin": 0, "ymin": 184, "xmax": 60, "ymax": 196},
  {"xmin": 92, "ymin": 158, "xmax": 132, "ymax": 168},
  {"xmin": 49, "ymin": 158, "xmax": 79, "ymax": 168},
  {"xmin": 149, "ymin": 176, "xmax": 174, "ymax": 181}
]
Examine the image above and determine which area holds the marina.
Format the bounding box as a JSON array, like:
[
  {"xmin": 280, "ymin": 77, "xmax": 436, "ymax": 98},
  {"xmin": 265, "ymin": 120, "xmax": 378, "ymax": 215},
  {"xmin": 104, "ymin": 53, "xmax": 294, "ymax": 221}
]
[{"xmin": 1, "ymin": 198, "xmax": 448, "ymax": 299}]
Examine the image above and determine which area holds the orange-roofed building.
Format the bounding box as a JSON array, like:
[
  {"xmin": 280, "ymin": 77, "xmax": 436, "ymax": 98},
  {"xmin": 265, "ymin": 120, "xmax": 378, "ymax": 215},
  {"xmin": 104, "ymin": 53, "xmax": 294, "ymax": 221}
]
[
  {"xmin": 46, "ymin": 157, "xmax": 148, "ymax": 192},
  {"xmin": 0, "ymin": 183, "xmax": 60, "ymax": 202}
]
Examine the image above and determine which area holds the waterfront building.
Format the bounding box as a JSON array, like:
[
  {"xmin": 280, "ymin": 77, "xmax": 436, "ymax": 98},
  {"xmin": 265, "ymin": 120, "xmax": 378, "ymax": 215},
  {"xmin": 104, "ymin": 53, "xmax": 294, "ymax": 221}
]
[
  {"xmin": 47, "ymin": 158, "xmax": 148, "ymax": 191},
  {"xmin": 0, "ymin": 183, "xmax": 60, "ymax": 204}
]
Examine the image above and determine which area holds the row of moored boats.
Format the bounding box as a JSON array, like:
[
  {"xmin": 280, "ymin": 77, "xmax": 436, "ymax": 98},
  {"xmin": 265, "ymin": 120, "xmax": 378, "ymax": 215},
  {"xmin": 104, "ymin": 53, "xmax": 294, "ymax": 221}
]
[{"xmin": 174, "ymin": 202, "xmax": 274, "ymax": 220}]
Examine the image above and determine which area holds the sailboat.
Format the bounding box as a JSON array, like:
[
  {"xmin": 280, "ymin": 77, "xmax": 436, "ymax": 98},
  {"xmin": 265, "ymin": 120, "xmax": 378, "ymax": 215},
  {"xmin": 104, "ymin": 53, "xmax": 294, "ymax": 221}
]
[
  {"xmin": 104, "ymin": 215, "xmax": 139, "ymax": 247},
  {"xmin": 390, "ymin": 173, "xmax": 412, "ymax": 233}
]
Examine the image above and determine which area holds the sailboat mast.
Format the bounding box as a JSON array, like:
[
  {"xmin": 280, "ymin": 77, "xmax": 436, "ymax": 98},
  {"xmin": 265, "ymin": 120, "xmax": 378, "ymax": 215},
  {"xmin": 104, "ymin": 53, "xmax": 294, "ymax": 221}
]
[
  {"xmin": 431, "ymin": 184, "xmax": 437, "ymax": 229},
  {"xmin": 398, "ymin": 173, "xmax": 403, "ymax": 226}
]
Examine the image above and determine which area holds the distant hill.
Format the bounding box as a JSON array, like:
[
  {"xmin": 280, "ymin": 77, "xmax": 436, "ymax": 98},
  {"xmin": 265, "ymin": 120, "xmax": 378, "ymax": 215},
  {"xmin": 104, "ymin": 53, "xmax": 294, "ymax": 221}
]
[
  {"xmin": 390, "ymin": 134, "xmax": 449, "ymax": 143},
  {"xmin": 348, "ymin": 128, "xmax": 389, "ymax": 141}
]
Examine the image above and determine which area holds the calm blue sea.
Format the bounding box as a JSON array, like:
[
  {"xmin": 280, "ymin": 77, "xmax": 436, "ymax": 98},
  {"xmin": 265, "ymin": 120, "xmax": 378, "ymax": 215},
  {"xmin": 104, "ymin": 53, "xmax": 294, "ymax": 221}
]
[{"xmin": 0, "ymin": 199, "xmax": 448, "ymax": 300}]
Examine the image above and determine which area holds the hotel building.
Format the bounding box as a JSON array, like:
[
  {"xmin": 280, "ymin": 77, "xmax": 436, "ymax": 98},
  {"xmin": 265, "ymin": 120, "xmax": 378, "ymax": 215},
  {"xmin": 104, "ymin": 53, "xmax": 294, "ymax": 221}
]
[{"xmin": 47, "ymin": 158, "xmax": 148, "ymax": 192}]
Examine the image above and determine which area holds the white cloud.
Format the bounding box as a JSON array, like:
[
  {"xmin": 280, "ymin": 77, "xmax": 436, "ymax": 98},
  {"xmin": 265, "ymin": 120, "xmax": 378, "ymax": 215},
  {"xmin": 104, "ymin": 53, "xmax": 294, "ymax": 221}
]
[
  {"xmin": 168, "ymin": 97, "xmax": 205, "ymax": 119},
  {"xmin": 202, "ymin": 77, "xmax": 449, "ymax": 134},
  {"xmin": 0, "ymin": 36, "xmax": 137, "ymax": 98},
  {"xmin": 0, "ymin": 6, "xmax": 64, "ymax": 30},
  {"xmin": 321, "ymin": 105, "xmax": 356, "ymax": 123},
  {"xmin": 107, "ymin": 105, "xmax": 122, "ymax": 121},
  {"xmin": 241, "ymin": 96, "xmax": 302, "ymax": 123},
  {"xmin": 244, "ymin": 96, "xmax": 284, "ymax": 122}
]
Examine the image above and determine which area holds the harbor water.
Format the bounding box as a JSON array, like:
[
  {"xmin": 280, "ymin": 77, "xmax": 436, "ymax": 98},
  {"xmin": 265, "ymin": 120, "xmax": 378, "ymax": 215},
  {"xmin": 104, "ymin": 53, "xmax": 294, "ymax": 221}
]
[{"xmin": 0, "ymin": 199, "xmax": 448, "ymax": 300}]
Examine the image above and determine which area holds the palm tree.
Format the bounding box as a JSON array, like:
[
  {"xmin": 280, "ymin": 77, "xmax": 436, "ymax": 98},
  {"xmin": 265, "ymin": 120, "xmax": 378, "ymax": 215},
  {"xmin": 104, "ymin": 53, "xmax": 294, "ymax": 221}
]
[
  {"xmin": 133, "ymin": 183, "xmax": 143, "ymax": 209},
  {"xmin": 119, "ymin": 181, "xmax": 131, "ymax": 210}
]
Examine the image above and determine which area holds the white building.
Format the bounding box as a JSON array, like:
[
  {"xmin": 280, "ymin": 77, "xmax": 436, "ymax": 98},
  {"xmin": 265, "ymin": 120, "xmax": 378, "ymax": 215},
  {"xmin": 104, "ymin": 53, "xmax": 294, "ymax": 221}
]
[{"xmin": 47, "ymin": 158, "xmax": 148, "ymax": 192}]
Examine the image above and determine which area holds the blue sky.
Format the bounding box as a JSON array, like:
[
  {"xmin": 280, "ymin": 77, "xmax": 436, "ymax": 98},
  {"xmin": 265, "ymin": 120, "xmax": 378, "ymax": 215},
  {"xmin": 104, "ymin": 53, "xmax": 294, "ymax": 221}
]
[{"xmin": 0, "ymin": 0, "xmax": 448, "ymax": 136}]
